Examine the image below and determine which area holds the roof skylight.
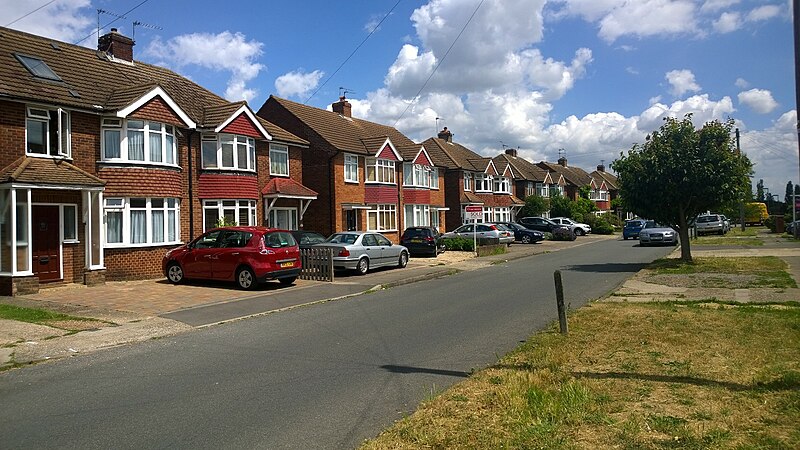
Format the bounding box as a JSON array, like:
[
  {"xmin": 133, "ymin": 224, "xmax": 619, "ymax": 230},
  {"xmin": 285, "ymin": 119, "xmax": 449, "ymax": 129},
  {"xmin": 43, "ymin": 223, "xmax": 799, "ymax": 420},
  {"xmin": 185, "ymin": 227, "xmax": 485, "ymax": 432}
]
[{"xmin": 14, "ymin": 53, "xmax": 62, "ymax": 81}]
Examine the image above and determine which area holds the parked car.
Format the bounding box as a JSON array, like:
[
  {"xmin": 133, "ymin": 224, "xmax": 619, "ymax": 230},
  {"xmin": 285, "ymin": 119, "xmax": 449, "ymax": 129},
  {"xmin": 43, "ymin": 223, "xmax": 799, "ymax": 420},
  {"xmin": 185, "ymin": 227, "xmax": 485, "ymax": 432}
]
[
  {"xmin": 163, "ymin": 226, "xmax": 301, "ymax": 290},
  {"xmin": 442, "ymin": 223, "xmax": 514, "ymax": 245},
  {"xmin": 786, "ymin": 220, "xmax": 800, "ymax": 235},
  {"xmin": 492, "ymin": 222, "xmax": 545, "ymax": 244},
  {"xmin": 313, "ymin": 231, "xmax": 408, "ymax": 275},
  {"xmin": 623, "ymin": 219, "xmax": 646, "ymax": 240},
  {"xmin": 518, "ymin": 216, "xmax": 569, "ymax": 234},
  {"xmin": 639, "ymin": 221, "xmax": 679, "ymax": 246},
  {"xmin": 291, "ymin": 230, "xmax": 327, "ymax": 249},
  {"xmin": 695, "ymin": 214, "xmax": 726, "ymax": 236},
  {"xmin": 400, "ymin": 226, "xmax": 446, "ymax": 256},
  {"xmin": 720, "ymin": 215, "xmax": 731, "ymax": 233},
  {"xmin": 550, "ymin": 217, "xmax": 591, "ymax": 236}
]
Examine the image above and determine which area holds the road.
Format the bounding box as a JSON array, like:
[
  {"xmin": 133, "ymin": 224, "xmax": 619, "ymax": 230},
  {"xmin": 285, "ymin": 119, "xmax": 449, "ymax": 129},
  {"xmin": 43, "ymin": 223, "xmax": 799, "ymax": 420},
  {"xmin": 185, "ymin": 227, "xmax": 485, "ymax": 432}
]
[{"xmin": 0, "ymin": 238, "xmax": 673, "ymax": 449}]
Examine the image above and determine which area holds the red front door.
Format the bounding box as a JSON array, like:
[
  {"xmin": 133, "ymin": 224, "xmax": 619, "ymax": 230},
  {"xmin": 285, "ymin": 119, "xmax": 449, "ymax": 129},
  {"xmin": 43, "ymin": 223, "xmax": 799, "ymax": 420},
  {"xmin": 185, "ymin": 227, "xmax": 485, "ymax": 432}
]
[{"xmin": 32, "ymin": 205, "xmax": 61, "ymax": 282}]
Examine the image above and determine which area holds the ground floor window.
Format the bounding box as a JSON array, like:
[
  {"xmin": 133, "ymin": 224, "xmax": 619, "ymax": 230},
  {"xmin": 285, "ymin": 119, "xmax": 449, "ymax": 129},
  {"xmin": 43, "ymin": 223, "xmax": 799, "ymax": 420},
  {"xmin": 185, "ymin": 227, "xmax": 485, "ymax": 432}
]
[
  {"xmin": 367, "ymin": 204, "xmax": 397, "ymax": 232},
  {"xmin": 203, "ymin": 199, "xmax": 256, "ymax": 232},
  {"xmin": 493, "ymin": 207, "xmax": 511, "ymax": 223},
  {"xmin": 105, "ymin": 197, "xmax": 180, "ymax": 247},
  {"xmin": 404, "ymin": 204, "xmax": 430, "ymax": 228},
  {"xmin": 268, "ymin": 207, "xmax": 298, "ymax": 230}
]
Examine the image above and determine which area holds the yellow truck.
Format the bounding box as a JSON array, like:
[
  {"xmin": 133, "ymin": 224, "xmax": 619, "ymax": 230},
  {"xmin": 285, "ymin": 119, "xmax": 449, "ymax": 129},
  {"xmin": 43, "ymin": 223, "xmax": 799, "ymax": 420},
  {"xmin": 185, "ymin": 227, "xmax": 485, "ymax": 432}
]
[{"xmin": 744, "ymin": 202, "xmax": 768, "ymax": 225}]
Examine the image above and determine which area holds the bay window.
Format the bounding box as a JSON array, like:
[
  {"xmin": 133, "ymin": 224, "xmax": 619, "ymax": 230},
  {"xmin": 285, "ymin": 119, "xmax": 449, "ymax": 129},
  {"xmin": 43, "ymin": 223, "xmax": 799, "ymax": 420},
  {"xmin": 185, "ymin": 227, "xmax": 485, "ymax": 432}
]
[
  {"xmin": 26, "ymin": 106, "xmax": 70, "ymax": 157},
  {"xmin": 536, "ymin": 182, "xmax": 549, "ymax": 197},
  {"xmin": 201, "ymin": 133, "xmax": 256, "ymax": 171},
  {"xmin": 366, "ymin": 158, "xmax": 395, "ymax": 184},
  {"xmin": 475, "ymin": 173, "xmax": 492, "ymax": 192},
  {"xmin": 493, "ymin": 176, "xmax": 510, "ymax": 193},
  {"xmin": 202, "ymin": 200, "xmax": 256, "ymax": 232},
  {"xmin": 104, "ymin": 197, "xmax": 180, "ymax": 247},
  {"xmin": 344, "ymin": 154, "xmax": 359, "ymax": 182},
  {"xmin": 101, "ymin": 118, "xmax": 176, "ymax": 164},
  {"xmin": 367, "ymin": 204, "xmax": 397, "ymax": 231},
  {"xmin": 269, "ymin": 144, "xmax": 289, "ymax": 176}
]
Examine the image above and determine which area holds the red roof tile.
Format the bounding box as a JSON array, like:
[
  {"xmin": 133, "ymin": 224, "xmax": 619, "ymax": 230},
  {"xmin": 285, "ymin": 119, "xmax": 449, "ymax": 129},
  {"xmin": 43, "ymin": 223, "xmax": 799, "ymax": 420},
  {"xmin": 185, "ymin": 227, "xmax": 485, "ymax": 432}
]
[{"xmin": 261, "ymin": 178, "xmax": 318, "ymax": 198}]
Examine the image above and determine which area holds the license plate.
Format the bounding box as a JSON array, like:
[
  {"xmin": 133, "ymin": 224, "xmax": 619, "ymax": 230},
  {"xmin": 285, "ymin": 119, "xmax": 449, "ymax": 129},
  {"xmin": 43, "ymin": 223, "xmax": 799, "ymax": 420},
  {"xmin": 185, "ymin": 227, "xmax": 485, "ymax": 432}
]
[
  {"xmin": 280, "ymin": 262, "xmax": 294, "ymax": 268},
  {"xmin": 652, "ymin": 236, "xmax": 662, "ymax": 240},
  {"xmin": 411, "ymin": 239, "xmax": 423, "ymax": 243}
]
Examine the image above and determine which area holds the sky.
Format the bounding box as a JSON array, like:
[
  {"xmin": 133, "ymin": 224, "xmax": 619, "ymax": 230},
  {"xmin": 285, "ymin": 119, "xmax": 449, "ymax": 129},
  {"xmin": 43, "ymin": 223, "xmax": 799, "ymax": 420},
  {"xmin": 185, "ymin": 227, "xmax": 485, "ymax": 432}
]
[{"xmin": 2, "ymin": 0, "xmax": 798, "ymax": 200}]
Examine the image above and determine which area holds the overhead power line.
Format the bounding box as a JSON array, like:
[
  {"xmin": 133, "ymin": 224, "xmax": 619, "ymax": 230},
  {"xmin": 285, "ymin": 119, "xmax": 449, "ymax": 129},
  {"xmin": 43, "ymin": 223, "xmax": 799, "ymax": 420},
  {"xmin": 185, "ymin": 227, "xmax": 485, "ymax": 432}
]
[
  {"xmin": 73, "ymin": 0, "xmax": 152, "ymax": 45},
  {"xmin": 4, "ymin": 0, "xmax": 58, "ymax": 27}
]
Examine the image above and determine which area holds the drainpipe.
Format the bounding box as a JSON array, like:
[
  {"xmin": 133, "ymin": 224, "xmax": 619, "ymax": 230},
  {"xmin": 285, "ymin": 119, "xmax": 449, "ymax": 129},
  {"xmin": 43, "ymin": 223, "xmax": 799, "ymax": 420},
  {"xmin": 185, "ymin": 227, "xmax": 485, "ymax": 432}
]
[
  {"xmin": 187, "ymin": 130, "xmax": 194, "ymax": 239},
  {"xmin": 329, "ymin": 151, "xmax": 337, "ymax": 235}
]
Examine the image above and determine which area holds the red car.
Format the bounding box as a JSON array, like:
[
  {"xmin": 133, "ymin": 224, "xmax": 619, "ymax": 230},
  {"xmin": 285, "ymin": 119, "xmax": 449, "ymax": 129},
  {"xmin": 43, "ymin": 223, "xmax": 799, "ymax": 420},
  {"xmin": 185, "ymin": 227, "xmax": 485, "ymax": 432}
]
[{"xmin": 162, "ymin": 226, "xmax": 301, "ymax": 290}]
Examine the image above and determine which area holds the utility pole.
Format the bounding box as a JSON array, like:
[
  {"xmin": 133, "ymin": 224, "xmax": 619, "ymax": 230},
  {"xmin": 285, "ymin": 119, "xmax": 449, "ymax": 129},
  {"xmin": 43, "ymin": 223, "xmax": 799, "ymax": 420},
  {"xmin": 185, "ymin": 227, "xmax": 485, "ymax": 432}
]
[
  {"xmin": 737, "ymin": 128, "xmax": 745, "ymax": 231},
  {"xmin": 794, "ymin": 0, "xmax": 800, "ymax": 237}
]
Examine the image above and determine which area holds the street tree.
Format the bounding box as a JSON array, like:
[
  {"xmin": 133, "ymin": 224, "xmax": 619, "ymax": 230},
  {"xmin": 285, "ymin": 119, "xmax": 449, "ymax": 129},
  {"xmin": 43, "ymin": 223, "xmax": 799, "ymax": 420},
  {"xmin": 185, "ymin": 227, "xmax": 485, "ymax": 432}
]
[
  {"xmin": 756, "ymin": 179, "xmax": 765, "ymax": 202},
  {"xmin": 612, "ymin": 115, "xmax": 752, "ymax": 261},
  {"xmin": 518, "ymin": 195, "xmax": 549, "ymax": 218}
]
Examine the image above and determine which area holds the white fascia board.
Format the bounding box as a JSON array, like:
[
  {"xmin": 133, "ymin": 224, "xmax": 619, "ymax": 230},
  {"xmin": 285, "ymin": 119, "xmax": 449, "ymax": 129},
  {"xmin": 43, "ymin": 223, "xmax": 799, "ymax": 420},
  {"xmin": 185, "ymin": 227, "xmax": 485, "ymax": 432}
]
[
  {"xmin": 373, "ymin": 138, "xmax": 403, "ymax": 161},
  {"xmin": 116, "ymin": 86, "xmax": 196, "ymax": 129},
  {"xmin": 215, "ymin": 105, "xmax": 272, "ymax": 140}
]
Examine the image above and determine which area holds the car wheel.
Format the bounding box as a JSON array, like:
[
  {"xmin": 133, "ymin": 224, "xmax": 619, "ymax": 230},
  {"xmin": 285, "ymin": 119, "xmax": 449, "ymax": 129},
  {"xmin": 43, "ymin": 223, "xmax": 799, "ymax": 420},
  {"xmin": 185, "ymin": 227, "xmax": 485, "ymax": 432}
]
[
  {"xmin": 521, "ymin": 235, "xmax": 531, "ymax": 244},
  {"xmin": 356, "ymin": 258, "xmax": 369, "ymax": 275},
  {"xmin": 623, "ymin": 236, "xmax": 629, "ymax": 240},
  {"xmin": 576, "ymin": 229, "xmax": 585, "ymax": 236},
  {"xmin": 398, "ymin": 251, "xmax": 408, "ymax": 268},
  {"xmin": 236, "ymin": 266, "xmax": 257, "ymax": 290},
  {"xmin": 166, "ymin": 262, "xmax": 184, "ymax": 284},
  {"xmin": 279, "ymin": 276, "xmax": 297, "ymax": 285}
]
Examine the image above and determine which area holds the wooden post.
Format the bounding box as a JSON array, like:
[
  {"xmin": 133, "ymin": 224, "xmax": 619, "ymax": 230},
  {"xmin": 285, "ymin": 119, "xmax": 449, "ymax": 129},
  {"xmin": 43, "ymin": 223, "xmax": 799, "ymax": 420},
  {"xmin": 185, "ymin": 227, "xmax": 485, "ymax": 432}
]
[{"xmin": 554, "ymin": 270, "xmax": 568, "ymax": 334}]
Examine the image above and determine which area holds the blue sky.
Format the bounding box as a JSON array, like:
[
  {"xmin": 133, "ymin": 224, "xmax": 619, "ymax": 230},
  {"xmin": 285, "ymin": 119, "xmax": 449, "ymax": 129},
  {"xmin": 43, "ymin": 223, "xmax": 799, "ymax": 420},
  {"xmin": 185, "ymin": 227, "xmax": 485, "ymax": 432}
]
[{"xmin": 3, "ymin": 0, "xmax": 798, "ymax": 200}]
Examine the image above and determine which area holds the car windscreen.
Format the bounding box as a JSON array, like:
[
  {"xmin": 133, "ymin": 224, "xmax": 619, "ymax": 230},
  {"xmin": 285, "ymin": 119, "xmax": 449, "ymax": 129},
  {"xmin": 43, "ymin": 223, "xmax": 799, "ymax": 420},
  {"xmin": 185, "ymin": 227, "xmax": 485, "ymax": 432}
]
[
  {"xmin": 625, "ymin": 221, "xmax": 643, "ymax": 228},
  {"xmin": 325, "ymin": 233, "xmax": 358, "ymax": 244},
  {"xmin": 298, "ymin": 233, "xmax": 325, "ymax": 245},
  {"xmin": 697, "ymin": 216, "xmax": 719, "ymax": 223},
  {"xmin": 264, "ymin": 231, "xmax": 297, "ymax": 248},
  {"xmin": 403, "ymin": 228, "xmax": 430, "ymax": 238}
]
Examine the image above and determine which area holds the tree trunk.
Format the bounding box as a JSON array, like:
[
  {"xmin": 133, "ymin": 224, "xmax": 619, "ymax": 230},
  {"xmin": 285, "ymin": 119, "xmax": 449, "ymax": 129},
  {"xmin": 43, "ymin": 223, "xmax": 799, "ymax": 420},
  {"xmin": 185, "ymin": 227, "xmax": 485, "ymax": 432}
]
[{"xmin": 678, "ymin": 206, "xmax": 692, "ymax": 262}]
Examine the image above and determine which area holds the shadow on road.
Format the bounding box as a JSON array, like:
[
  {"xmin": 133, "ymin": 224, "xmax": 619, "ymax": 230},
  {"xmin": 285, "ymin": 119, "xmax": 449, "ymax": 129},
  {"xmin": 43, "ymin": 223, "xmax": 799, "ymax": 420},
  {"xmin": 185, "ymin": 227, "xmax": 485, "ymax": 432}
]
[
  {"xmin": 564, "ymin": 262, "xmax": 650, "ymax": 273},
  {"xmin": 381, "ymin": 364, "xmax": 470, "ymax": 378}
]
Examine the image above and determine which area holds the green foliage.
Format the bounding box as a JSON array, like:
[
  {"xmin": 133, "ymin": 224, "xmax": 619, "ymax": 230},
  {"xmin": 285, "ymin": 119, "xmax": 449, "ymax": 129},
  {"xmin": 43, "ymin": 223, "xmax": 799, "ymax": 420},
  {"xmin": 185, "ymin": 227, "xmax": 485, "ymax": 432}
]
[
  {"xmin": 518, "ymin": 195, "xmax": 549, "ymax": 218},
  {"xmin": 586, "ymin": 215, "xmax": 615, "ymax": 234},
  {"xmin": 215, "ymin": 217, "xmax": 238, "ymax": 228},
  {"xmin": 549, "ymin": 193, "xmax": 597, "ymax": 222},
  {"xmin": 548, "ymin": 193, "xmax": 573, "ymax": 218},
  {"xmin": 612, "ymin": 115, "xmax": 753, "ymax": 261},
  {"xmin": 764, "ymin": 216, "xmax": 775, "ymax": 232},
  {"xmin": 756, "ymin": 179, "xmax": 765, "ymax": 202},
  {"xmin": 441, "ymin": 236, "xmax": 474, "ymax": 251}
]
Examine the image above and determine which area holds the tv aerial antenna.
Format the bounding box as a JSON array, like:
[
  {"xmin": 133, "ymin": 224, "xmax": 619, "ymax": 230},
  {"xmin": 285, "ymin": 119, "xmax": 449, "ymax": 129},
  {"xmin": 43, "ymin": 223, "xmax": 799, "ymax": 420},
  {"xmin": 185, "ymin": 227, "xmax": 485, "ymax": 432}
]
[
  {"xmin": 96, "ymin": 9, "xmax": 162, "ymax": 41},
  {"xmin": 338, "ymin": 87, "xmax": 355, "ymax": 98}
]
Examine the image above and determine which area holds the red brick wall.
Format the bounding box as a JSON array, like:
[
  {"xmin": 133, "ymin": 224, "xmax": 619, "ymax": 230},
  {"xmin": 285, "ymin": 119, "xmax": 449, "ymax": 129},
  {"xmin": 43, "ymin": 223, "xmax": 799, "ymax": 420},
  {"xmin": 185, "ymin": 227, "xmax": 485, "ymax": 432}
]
[
  {"xmin": 105, "ymin": 247, "xmax": 170, "ymax": 281},
  {"xmin": 0, "ymin": 100, "xmax": 25, "ymax": 167},
  {"xmin": 99, "ymin": 167, "xmax": 183, "ymax": 197},
  {"xmin": 402, "ymin": 189, "xmax": 431, "ymax": 204},
  {"xmin": 444, "ymin": 170, "xmax": 464, "ymax": 230}
]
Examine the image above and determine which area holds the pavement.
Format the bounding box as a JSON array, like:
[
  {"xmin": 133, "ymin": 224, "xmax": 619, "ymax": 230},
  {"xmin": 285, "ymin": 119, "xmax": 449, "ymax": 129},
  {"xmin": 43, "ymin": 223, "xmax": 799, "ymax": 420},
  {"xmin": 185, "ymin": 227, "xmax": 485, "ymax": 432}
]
[{"xmin": 2, "ymin": 230, "xmax": 798, "ymax": 370}]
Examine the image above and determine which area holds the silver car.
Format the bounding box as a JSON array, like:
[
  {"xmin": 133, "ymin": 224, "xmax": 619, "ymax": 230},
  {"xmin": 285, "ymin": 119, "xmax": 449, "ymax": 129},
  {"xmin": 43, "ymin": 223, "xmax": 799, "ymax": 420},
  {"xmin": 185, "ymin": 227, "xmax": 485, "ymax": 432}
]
[
  {"xmin": 695, "ymin": 214, "xmax": 725, "ymax": 236},
  {"xmin": 442, "ymin": 223, "xmax": 514, "ymax": 245},
  {"xmin": 550, "ymin": 217, "xmax": 591, "ymax": 236},
  {"xmin": 314, "ymin": 231, "xmax": 409, "ymax": 275},
  {"xmin": 639, "ymin": 221, "xmax": 679, "ymax": 246}
]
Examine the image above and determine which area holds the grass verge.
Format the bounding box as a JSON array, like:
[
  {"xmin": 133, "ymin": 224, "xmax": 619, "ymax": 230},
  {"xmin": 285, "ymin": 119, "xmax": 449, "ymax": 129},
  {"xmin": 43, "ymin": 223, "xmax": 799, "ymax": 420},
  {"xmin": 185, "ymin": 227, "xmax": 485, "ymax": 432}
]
[
  {"xmin": 362, "ymin": 301, "xmax": 800, "ymax": 449},
  {"xmin": 0, "ymin": 304, "xmax": 108, "ymax": 331},
  {"xmin": 692, "ymin": 237, "xmax": 762, "ymax": 246},
  {"xmin": 646, "ymin": 256, "xmax": 797, "ymax": 289}
]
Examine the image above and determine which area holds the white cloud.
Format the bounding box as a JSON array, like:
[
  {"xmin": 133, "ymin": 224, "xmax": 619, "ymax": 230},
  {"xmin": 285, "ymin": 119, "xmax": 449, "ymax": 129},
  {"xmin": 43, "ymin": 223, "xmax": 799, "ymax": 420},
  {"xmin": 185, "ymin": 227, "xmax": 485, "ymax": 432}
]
[
  {"xmin": 700, "ymin": 0, "xmax": 740, "ymax": 13},
  {"xmin": 713, "ymin": 11, "xmax": 741, "ymax": 33},
  {"xmin": 0, "ymin": 0, "xmax": 93, "ymax": 45},
  {"xmin": 746, "ymin": 5, "xmax": 782, "ymax": 22},
  {"xmin": 144, "ymin": 32, "xmax": 265, "ymax": 102},
  {"xmin": 738, "ymin": 88, "xmax": 779, "ymax": 114},
  {"xmin": 739, "ymin": 110, "xmax": 799, "ymax": 194},
  {"xmin": 275, "ymin": 70, "xmax": 324, "ymax": 99},
  {"xmin": 665, "ymin": 69, "xmax": 701, "ymax": 97},
  {"xmin": 735, "ymin": 78, "xmax": 750, "ymax": 89}
]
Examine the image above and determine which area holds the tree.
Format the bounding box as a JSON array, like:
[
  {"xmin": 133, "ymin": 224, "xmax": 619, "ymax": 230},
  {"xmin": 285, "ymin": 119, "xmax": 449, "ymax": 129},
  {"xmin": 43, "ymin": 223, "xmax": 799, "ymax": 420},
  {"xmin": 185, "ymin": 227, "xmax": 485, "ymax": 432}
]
[
  {"xmin": 548, "ymin": 193, "xmax": 572, "ymax": 218},
  {"xmin": 612, "ymin": 115, "xmax": 752, "ymax": 261},
  {"xmin": 756, "ymin": 179, "xmax": 765, "ymax": 202},
  {"xmin": 786, "ymin": 181, "xmax": 794, "ymax": 216},
  {"xmin": 518, "ymin": 195, "xmax": 549, "ymax": 218}
]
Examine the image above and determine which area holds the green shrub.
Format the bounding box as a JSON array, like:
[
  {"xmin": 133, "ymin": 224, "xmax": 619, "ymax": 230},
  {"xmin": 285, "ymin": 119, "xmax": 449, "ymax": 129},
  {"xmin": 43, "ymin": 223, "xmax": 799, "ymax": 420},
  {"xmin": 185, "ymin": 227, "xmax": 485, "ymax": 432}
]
[
  {"xmin": 441, "ymin": 236, "xmax": 474, "ymax": 251},
  {"xmin": 764, "ymin": 216, "xmax": 776, "ymax": 232}
]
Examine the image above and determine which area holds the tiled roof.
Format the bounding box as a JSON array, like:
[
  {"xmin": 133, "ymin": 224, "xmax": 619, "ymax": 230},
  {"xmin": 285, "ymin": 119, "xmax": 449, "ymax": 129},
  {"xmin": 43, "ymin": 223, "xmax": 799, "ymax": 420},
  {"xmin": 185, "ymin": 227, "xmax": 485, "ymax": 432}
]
[
  {"xmin": 538, "ymin": 161, "xmax": 593, "ymax": 187},
  {"xmin": 460, "ymin": 192, "xmax": 485, "ymax": 204},
  {"xmin": 421, "ymin": 137, "xmax": 485, "ymax": 171},
  {"xmin": 494, "ymin": 153, "xmax": 548, "ymax": 182},
  {"xmin": 262, "ymin": 178, "xmax": 318, "ymax": 198},
  {"xmin": 0, "ymin": 157, "xmax": 105, "ymax": 187},
  {"xmin": 266, "ymin": 96, "xmax": 415, "ymax": 155},
  {"xmin": 0, "ymin": 26, "xmax": 307, "ymax": 146},
  {"xmin": 591, "ymin": 170, "xmax": 619, "ymax": 190}
]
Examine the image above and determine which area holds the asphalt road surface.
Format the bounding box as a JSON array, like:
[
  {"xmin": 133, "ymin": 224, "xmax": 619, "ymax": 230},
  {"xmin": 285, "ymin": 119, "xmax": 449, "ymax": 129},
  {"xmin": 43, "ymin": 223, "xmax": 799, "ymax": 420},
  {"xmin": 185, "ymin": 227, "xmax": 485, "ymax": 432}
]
[{"xmin": 0, "ymin": 238, "xmax": 673, "ymax": 449}]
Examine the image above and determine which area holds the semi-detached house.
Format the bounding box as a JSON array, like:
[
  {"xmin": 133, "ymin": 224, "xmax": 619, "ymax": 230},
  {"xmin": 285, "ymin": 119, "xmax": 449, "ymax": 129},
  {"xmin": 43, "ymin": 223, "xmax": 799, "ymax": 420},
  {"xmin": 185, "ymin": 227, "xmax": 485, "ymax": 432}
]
[
  {"xmin": 0, "ymin": 26, "xmax": 313, "ymax": 295},
  {"xmin": 257, "ymin": 95, "xmax": 446, "ymax": 242}
]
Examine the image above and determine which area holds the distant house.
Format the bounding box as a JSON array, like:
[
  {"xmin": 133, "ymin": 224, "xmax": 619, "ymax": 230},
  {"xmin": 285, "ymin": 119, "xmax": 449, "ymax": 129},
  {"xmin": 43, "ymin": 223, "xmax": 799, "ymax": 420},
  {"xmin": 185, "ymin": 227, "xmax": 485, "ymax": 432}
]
[
  {"xmin": 0, "ymin": 26, "xmax": 310, "ymax": 294},
  {"xmin": 537, "ymin": 157, "xmax": 592, "ymax": 201},
  {"xmin": 493, "ymin": 148, "xmax": 554, "ymax": 208},
  {"xmin": 257, "ymin": 95, "xmax": 446, "ymax": 241},
  {"xmin": 423, "ymin": 131, "xmax": 524, "ymax": 227},
  {"xmin": 589, "ymin": 163, "xmax": 619, "ymax": 213}
]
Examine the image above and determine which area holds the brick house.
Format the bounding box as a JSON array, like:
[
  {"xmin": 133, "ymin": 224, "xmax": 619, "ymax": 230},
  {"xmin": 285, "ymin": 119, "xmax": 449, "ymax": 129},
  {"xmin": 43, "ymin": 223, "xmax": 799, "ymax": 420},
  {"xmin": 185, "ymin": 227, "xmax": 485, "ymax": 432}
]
[
  {"xmin": 537, "ymin": 157, "xmax": 591, "ymax": 201},
  {"xmin": 0, "ymin": 26, "xmax": 311, "ymax": 294},
  {"xmin": 256, "ymin": 95, "xmax": 446, "ymax": 242},
  {"xmin": 589, "ymin": 163, "xmax": 619, "ymax": 213},
  {"xmin": 423, "ymin": 130, "xmax": 523, "ymax": 228},
  {"xmin": 493, "ymin": 149, "xmax": 556, "ymax": 215}
]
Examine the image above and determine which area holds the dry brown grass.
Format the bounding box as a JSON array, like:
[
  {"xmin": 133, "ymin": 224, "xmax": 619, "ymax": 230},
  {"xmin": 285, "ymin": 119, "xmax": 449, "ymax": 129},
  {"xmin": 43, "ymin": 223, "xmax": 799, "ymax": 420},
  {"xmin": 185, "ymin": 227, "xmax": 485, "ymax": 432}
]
[{"xmin": 362, "ymin": 302, "xmax": 800, "ymax": 449}]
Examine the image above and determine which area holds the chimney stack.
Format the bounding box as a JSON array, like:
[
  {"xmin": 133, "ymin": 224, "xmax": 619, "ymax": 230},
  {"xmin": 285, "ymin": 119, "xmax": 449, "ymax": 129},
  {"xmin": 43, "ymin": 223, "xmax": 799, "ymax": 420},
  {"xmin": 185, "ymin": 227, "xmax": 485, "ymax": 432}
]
[
  {"xmin": 332, "ymin": 96, "xmax": 352, "ymax": 118},
  {"xmin": 505, "ymin": 148, "xmax": 517, "ymax": 157},
  {"xmin": 597, "ymin": 163, "xmax": 605, "ymax": 172},
  {"xmin": 558, "ymin": 156, "xmax": 568, "ymax": 167},
  {"xmin": 98, "ymin": 28, "xmax": 135, "ymax": 62},
  {"xmin": 437, "ymin": 127, "xmax": 453, "ymax": 142}
]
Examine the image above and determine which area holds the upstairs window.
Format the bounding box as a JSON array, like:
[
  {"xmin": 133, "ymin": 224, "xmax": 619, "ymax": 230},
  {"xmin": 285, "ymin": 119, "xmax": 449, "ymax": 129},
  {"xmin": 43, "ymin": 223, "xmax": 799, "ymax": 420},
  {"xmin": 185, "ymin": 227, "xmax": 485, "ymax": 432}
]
[
  {"xmin": 269, "ymin": 143, "xmax": 289, "ymax": 176},
  {"xmin": 344, "ymin": 154, "xmax": 359, "ymax": 182},
  {"xmin": 201, "ymin": 134, "xmax": 256, "ymax": 171},
  {"xmin": 26, "ymin": 107, "xmax": 70, "ymax": 158},
  {"xmin": 463, "ymin": 172, "xmax": 472, "ymax": 191},
  {"xmin": 475, "ymin": 173, "xmax": 492, "ymax": 192},
  {"xmin": 366, "ymin": 157, "xmax": 395, "ymax": 184},
  {"xmin": 525, "ymin": 182, "xmax": 535, "ymax": 197},
  {"xmin": 101, "ymin": 119, "xmax": 175, "ymax": 165},
  {"xmin": 536, "ymin": 182, "xmax": 549, "ymax": 197},
  {"xmin": 493, "ymin": 176, "xmax": 510, "ymax": 194},
  {"xmin": 430, "ymin": 167, "xmax": 439, "ymax": 189}
]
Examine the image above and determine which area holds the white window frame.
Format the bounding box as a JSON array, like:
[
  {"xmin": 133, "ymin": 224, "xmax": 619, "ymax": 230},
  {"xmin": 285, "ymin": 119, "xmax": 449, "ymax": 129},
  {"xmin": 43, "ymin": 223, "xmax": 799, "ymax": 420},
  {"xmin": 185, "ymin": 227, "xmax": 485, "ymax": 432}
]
[
  {"xmin": 366, "ymin": 204, "xmax": 397, "ymax": 232},
  {"xmin": 268, "ymin": 207, "xmax": 298, "ymax": 230},
  {"xmin": 202, "ymin": 199, "xmax": 256, "ymax": 232},
  {"xmin": 200, "ymin": 133, "xmax": 256, "ymax": 172},
  {"xmin": 463, "ymin": 172, "xmax": 472, "ymax": 191},
  {"xmin": 62, "ymin": 204, "xmax": 79, "ymax": 243},
  {"xmin": 365, "ymin": 157, "xmax": 396, "ymax": 184},
  {"xmin": 494, "ymin": 207, "xmax": 511, "ymax": 223},
  {"xmin": 536, "ymin": 182, "xmax": 549, "ymax": 197},
  {"xmin": 475, "ymin": 173, "xmax": 492, "ymax": 192},
  {"xmin": 403, "ymin": 163, "xmax": 435, "ymax": 188},
  {"xmin": 430, "ymin": 167, "xmax": 439, "ymax": 189},
  {"xmin": 101, "ymin": 118, "xmax": 177, "ymax": 166},
  {"xmin": 526, "ymin": 182, "xmax": 535, "ymax": 197},
  {"xmin": 404, "ymin": 204, "xmax": 431, "ymax": 228},
  {"xmin": 493, "ymin": 176, "xmax": 511, "ymax": 194},
  {"xmin": 344, "ymin": 154, "xmax": 359, "ymax": 183},
  {"xmin": 269, "ymin": 143, "xmax": 289, "ymax": 176},
  {"xmin": 26, "ymin": 106, "xmax": 70, "ymax": 158},
  {"xmin": 103, "ymin": 197, "xmax": 181, "ymax": 248}
]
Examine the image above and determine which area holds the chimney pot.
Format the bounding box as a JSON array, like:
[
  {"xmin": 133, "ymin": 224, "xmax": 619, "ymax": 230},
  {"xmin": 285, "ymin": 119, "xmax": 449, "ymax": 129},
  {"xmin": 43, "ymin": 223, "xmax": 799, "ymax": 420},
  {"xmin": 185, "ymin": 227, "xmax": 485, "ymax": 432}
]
[
  {"xmin": 437, "ymin": 127, "xmax": 453, "ymax": 142},
  {"xmin": 558, "ymin": 156, "xmax": 568, "ymax": 167},
  {"xmin": 597, "ymin": 164, "xmax": 605, "ymax": 172},
  {"xmin": 505, "ymin": 148, "xmax": 517, "ymax": 157},
  {"xmin": 98, "ymin": 28, "xmax": 135, "ymax": 62},
  {"xmin": 332, "ymin": 96, "xmax": 352, "ymax": 118}
]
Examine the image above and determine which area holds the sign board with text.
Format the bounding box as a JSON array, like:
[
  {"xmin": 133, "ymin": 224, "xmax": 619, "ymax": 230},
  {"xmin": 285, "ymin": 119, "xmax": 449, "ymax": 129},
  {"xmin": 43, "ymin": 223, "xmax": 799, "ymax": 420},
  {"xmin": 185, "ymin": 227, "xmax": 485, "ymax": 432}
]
[{"xmin": 464, "ymin": 205, "xmax": 482, "ymax": 220}]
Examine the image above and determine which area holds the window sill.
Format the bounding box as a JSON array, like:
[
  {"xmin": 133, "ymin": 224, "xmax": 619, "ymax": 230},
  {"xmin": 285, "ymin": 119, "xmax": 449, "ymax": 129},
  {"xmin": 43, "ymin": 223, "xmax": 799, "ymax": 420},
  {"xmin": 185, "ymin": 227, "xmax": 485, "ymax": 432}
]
[
  {"xmin": 269, "ymin": 172, "xmax": 290, "ymax": 178},
  {"xmin": 26, "ymin": 153, "xmax": 72, "ymax": 161},
  {"xmin": 63, "ymin": 239, "xmax": 80, "ymax": 244},
  {"xmin": 344, "ymin": 179, "xmax": 360, "ymax": 184},
  {"xmin": 105, "ymin": 241, "xmax": 183, "ymax": 249},
  {"xmin": 200, "ymin": 167, "xmax": 256, "ymax": 174},
  {"xmin": 99, "ymin": 161, "xmax": 182, "ymax": 170},
  {"xmin": 364, "ymin": 182, "xmax": 397, "ymax": 186}
]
